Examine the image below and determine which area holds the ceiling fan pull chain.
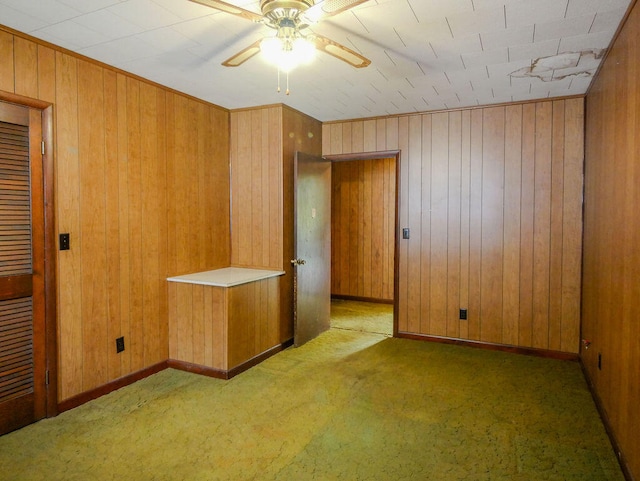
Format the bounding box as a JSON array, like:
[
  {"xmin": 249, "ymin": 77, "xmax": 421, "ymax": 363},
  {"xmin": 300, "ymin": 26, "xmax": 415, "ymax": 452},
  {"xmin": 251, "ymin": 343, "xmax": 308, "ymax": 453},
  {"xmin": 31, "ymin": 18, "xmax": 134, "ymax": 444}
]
[
  {"xmin": 286, "ymin": 71, "xmax": 290, "ymax": 95},
  {"xmin": 277, "ymin": 68, "xmax": 281, "ymax": 93}
]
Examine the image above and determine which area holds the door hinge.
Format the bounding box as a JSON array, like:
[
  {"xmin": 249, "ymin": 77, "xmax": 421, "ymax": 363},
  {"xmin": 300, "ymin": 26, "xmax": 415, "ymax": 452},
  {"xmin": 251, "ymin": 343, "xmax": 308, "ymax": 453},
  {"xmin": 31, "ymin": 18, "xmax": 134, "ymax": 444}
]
[
  {"xmin": 41, "ymin": 140, "xmax": 45, "ymax": 155},
  {"xmin": 45, "ymin": 370, "xmax": 50, "ymax": 385}
]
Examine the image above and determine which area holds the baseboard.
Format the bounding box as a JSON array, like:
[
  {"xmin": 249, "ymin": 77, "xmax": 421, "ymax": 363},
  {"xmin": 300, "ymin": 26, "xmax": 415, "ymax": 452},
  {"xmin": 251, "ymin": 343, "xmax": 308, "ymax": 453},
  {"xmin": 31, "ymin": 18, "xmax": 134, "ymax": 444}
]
[
  {"xmin": 227, "ymin": 339, "xmax": 294, "ymax": 377},
  {"xmin": 55, "ymin": 339, "xmax": 295, "ymax": 413},
  {"xmin": 57, "ymin": 361, "xmax": 168, "ymax": 413},
  {"xmin": 396, "ymin": 331, "xmax": 580, "ymax": 361},
  {"xmin": 167, "ymin": 359, "xmax": 229, "ymax": 379},
  {"xmin": 331, "ymin": 294, "xmax": 394, "ymax": 305},
  {"xmin": 580, "ymin": 361, "xmax": 635, "ymax": 481},
  {"xmin": 168, "ymin": 338, "xmax": 295, "ymax": 380}
]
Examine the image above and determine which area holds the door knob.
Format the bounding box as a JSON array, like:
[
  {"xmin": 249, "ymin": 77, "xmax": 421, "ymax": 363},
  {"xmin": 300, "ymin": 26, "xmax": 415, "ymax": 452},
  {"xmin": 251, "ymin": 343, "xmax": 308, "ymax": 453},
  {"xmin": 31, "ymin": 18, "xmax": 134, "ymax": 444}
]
[{"xmin": 291, "ymin": 258, "xmax": 306, "ymax": 266}]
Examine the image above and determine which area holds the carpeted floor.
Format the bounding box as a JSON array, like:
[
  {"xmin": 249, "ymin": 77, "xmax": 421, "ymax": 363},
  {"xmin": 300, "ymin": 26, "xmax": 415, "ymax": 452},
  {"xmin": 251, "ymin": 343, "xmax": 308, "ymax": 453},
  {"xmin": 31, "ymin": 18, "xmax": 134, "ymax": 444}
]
[
  {"xmin": 330, "ymin": 298, "xmax": 393, "ymax": 336},
  {"xmin": 0, "ymin": 302, "xmax": 624, "ymax": 480}
]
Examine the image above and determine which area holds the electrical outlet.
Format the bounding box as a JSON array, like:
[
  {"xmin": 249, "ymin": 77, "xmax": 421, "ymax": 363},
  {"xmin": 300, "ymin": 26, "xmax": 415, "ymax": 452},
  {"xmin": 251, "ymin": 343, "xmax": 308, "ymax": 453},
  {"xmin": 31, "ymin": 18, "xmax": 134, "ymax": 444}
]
[
  {"xmin": 116, "ymin": 336, "xmax": 125, "ymax": 353},
  {"xmin": 59, "ymin": 233, "xmax": 70, "ymax": 251},
  {"xmin": 459, "ymin": 309, "xmax": 468, "ymax": 320}
]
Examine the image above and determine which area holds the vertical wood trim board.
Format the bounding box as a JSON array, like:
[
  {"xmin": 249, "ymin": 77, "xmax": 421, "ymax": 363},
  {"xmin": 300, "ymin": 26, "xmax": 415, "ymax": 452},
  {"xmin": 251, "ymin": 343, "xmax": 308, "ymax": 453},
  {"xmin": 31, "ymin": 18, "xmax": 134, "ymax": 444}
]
[
  {"xmin": 323, "ymin": 99, "xmax": 584, "ymax": 355},
  {"xmin": 583, "ymin": 1, "xmax": 640, "ymax": 478},
  {"xmin": 331, "ymin": 157, "xmax": 396, "ymax": 301},
  {"xmin": 0, "ymin": 29, "xmax": 231, "ymax": 402}
]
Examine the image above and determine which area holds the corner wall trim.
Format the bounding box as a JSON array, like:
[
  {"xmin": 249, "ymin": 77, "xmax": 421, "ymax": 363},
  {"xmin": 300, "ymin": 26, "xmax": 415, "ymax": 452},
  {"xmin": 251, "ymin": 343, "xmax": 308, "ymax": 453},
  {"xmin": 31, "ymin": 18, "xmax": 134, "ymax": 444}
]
[
  {"xmin": 396, "ymin": 332, "xmax": 580, "ymax": 361},
  {"xmin": 57, "ymin": 361, "xmax": 168, "ymax": 413}
]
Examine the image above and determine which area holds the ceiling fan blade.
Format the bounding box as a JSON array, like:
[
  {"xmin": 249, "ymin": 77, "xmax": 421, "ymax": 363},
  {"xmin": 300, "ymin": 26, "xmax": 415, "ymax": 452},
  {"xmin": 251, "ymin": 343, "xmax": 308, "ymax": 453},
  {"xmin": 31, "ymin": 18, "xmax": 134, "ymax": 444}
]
[
  {"xmin": 309, "ymin": 34, "xmax": 370, "ymax": 68},
  {"xmin": 302, "ymin": 0, "xmax": 369, "ymax": 23},
  {"xmin": 222, "ymin": 39, "xmax": 262, "ymax": 67},
  {"xmin": 188, "ymin": 0, "xmax": 263, "ymax": 23}
]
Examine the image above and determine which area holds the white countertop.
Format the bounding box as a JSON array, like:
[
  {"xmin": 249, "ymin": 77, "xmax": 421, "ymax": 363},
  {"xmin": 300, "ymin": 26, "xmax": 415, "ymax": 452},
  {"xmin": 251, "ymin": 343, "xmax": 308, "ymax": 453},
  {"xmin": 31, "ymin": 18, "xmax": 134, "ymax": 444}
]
[{"xmin": 167, "ymin": 267, "xmax": 285, "ymax": 288}]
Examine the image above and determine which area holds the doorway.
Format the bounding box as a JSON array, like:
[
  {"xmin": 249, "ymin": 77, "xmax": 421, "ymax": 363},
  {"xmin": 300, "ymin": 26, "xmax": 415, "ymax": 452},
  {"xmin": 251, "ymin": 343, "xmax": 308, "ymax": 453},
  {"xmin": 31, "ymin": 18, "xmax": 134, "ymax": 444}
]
[
  {"xmin": 0, "ymin": 97, "xmax": 57, "ymax": 434},
  {"xmin": 325, "ymin": 151, "xmax": 399, "ymax": 337}
]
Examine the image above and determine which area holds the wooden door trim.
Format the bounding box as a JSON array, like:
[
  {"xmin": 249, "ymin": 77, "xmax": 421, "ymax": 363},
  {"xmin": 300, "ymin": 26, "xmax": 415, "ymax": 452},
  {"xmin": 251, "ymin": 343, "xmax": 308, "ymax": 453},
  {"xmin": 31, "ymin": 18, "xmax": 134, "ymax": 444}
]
[
  {"xmin": 42, "ymin": 104, "xmax": 58, "ymax": 417},
  {"xmin": 0, "ymin": 91, "xmax": 51, "ymax": 110},
  {"xmin": 323, "ymin": 150, "xmax": 401, "ymax": 337},
  {"xmin": 0, "ymin": 91, "xmax": 58, "ymax": 418}
]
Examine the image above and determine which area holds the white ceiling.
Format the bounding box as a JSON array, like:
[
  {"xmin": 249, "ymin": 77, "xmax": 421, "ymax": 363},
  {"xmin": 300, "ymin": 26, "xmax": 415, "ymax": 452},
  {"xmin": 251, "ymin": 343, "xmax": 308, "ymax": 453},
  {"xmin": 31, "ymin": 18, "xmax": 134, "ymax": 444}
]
[{"xmin": 0, "ymin": 0, "xmax": 632, "ymax": 121}]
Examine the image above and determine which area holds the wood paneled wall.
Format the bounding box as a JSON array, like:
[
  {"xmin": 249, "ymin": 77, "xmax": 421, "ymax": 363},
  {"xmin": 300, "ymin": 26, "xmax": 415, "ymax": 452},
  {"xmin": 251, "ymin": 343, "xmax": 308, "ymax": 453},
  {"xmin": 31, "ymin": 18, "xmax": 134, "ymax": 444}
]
[
  {"xmin": 230, "ymin": 105, "xmax": 322, "ymax": 341},
  {"xmin": 0, "ymin": 27, "xmax": 230, "ymax": 402},
  {"xmin": 331, "ymin": 158, "xmax": 396, "ymax": 301},
  {"xmin": 323, "ymin": 99, "xmax": 583, "ymax": 354},
  {"xmin": 583, "ymin": 1, "xmax": 640, "ymax": 478},
  {"xmin": 230, "ymin": 106, "xmax": 283, "ymax": 270}
]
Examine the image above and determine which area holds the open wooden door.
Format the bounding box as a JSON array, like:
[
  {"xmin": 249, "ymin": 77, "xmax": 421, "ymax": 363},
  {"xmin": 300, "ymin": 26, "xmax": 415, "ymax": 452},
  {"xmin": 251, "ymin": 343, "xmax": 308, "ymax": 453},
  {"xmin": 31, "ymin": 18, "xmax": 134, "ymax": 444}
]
[
  {"xmin": 292, "ymin": 152, "xmax": 331, "ymax": 347},
  {"xmin": 0, "ymin": 101, "xmax": 49, "ymax": 434}
]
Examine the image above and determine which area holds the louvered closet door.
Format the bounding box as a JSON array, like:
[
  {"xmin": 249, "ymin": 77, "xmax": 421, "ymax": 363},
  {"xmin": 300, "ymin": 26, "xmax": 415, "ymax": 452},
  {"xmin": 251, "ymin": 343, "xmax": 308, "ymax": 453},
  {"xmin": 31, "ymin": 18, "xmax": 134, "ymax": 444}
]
[{"xmin": 0, "ymin": 102, "xmax": 46, "ymax": 435}]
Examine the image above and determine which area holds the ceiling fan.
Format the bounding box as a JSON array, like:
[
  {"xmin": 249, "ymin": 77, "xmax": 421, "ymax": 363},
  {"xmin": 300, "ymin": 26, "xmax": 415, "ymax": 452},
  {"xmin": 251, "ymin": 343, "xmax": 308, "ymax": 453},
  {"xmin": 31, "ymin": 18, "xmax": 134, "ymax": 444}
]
[{"xmin": 189, "ymin": 0, "xmax": 372, "ymax": 70}]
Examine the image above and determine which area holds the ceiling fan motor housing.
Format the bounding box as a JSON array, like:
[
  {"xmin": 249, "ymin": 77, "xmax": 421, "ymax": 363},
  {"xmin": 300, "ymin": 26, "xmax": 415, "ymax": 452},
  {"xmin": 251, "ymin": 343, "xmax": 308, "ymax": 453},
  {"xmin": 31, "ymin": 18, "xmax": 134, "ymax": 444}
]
[{"xmin": 260, "ymin": 0, "xmax": 314, "ymax": 29}]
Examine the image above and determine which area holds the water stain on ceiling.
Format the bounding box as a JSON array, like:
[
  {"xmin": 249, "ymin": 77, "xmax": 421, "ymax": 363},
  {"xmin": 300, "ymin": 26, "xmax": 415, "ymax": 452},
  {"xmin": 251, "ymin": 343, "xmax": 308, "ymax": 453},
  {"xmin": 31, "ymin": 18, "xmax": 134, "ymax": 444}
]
[{"xmin": 510, "ymin": 49, "xmax": 606, "ymax": 82}]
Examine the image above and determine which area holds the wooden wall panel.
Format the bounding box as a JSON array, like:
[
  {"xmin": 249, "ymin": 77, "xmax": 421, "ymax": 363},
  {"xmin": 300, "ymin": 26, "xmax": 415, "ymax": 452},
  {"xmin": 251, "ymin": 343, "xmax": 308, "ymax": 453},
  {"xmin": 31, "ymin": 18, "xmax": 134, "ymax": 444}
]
[
  {"xmin": 103, "ymin": 69, "xmax": 120, "ymax": 383},
  {"xmin": 125, "ymin": 77, "xmax": 144, "ymax": 373},
  {"xmin": 230, "ymin": 106, "xmax": 283, "ymax": 270},
  {"xmin": 419, "ymin": 117, "xmax": 432, "ymax": 335},
  {"xmin": 480, "ymin": 107, "xmax": 505, "ymax": 344},
  {"xmin": 331, "ymin": 157, "xmax": 396, "ymax": 301},
  {"xmin": 468, "ymin": 109, "xmax": 483, "ymax": 341},
  {"xmin": 430, "ymin": 113, "xmax": 448, "ymax": 337},
  {"xmin": 583, "ymin": 1, "xmax": 640, "ymax": 479},
  {"xmin": 406, "ymin": 115, "xmax": 423, "ymax": 334},
  {"xmin": 54, "ymin": 52, "xmax": 83, "ymax": 401},
  {"xmin": 230, "ymin": 105, "xmax": 321, "ymax": 344},
  {"xmin": 36, "ymin": 45, "xmax": 55, "ymax": 104},
  {"xmin": 0, "ymin": 28, "xmax": 231, "ymax": 402},
  {"xmin": 228, "ymin": 277, "xmax": 280, "ymax": 369},
  {"xmin": 446, "ymin": 112, "xmax": 462, "ymax": 338},
  {"xmin": 14, "ymin": 37, "xmax": 38, "ymax": 99},
  {"xmin": 397, "ymin": 116, "xmax": 409, "ymax": 332},
  {"xmin": 323, "ymin": 99, "xmax": 584, "ymax": 355},
  {"xmin": 176, "ymin": 283, "xmax": 226, "ymax": 369},
  {"xmin": 532, "ymin": 102, "xmax": 552, "ymax": 350},
  {"xmin": 168, "ymin": 277, "xmax": 281, "ymax": 373},
  {"xmin": 502, "ymin": 105, "xmax": 523, "ymax": 347},
  {"xmin": 78, "ymin": 60, "xmax": 109, "ymax": 392},
  {"xmin": 0, "ymin": 31, "xmax": 14, "ymax": 92}
]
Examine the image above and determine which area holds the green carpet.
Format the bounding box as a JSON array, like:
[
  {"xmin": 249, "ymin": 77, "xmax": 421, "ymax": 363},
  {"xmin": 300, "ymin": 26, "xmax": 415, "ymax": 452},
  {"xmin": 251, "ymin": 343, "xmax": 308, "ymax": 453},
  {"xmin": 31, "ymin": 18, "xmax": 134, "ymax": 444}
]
[
  {"xmin": 330, "ymin": 298, "xmax": 393, "ymax": 336},
  {"xmin": 0, "ymin": 321, "xmax": 623, "ymax": 480}
]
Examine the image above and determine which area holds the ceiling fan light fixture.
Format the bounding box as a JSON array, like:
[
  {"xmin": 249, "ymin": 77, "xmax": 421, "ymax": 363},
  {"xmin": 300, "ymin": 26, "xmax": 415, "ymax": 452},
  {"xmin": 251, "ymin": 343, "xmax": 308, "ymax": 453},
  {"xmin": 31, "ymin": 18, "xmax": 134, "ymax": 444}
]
[
  {"xmin": 260, "ymin": 35, "xmax": 315, "ymax": 72},
  {"xmin": 260, "ymin": 36, "xmax": 283, "ymax": 60},
  {"xmin": 292, "ymin": 36, "xmax": 316, "ymax": 63}
]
